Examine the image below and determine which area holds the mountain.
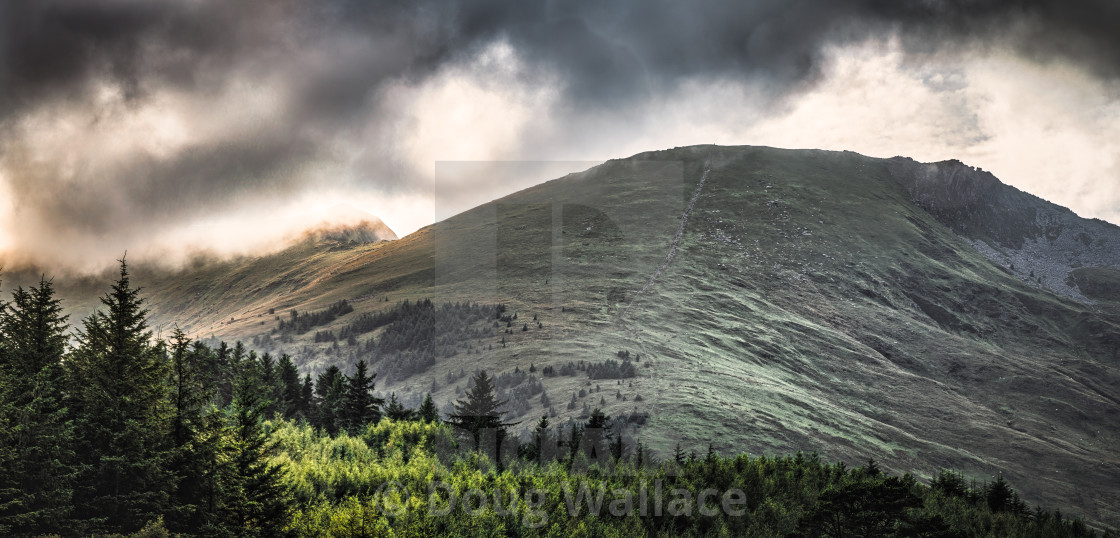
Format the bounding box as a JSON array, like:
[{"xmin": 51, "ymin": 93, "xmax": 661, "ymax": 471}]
[
  {"xmin": 16, "ymin": 145, "xmax": 1120, "ymax": 527},
  {"xmin": 302, "ymin": 205, "xmax": 399, "ymax": 245}
]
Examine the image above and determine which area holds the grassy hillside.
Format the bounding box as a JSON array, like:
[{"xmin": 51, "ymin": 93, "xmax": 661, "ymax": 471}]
[{"xmin": 22, "ymin": 145, "xmax": 1120, "ymax": 527}]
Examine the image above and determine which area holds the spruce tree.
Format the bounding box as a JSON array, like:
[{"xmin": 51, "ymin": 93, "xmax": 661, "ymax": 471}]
[
  {"xmin": 277, "ymin": 354, "xmax": 301, "ymax": 420},
  {"xmin": 0, "ymin": 277, "xmax": 78, "ymax": 535},
  {"xmin": 314, "ymin": 365, "xmax": 346, "ymax": 435},
  {"xmin": 167, "ymin": 329, "xmax": 208, "ymax": 451},
  {"xmin": 0, "ymin": 366, "xmax": 20, "ymax": 537},
  {"xmin": 582, "ymin": 408, "xmax": 611, "ymax": 465},
  {"xmin": 259, "ymin": 353, "xmax": 282, "ymax": 418},
  {"xmin": 164, "ymin": 329, "xmax": 216, "ymax": 532},
  {"xmin": 191, "ymin": 405, "xmax": 231, "ymax": 535},
  {"xmin": 1, "ymin": 277, "xmax": 68, "ymax": 379},
  {"xmin": 417, "ymin": 393, "xmax": 439, "ymax": 423},
  {"xmin": 384, "ymin": 393, "xmax": 411, "ymax": 421},
  {"xmin": 340, "ymin": 360, "xmax": 383, "ymax": 432},
  {"xmin": 215, "ymin": 342, "xmax": 235, "ymax": 407},
  {"xmin": 447, "ymin": 371, "xmax": 517, "ymax": 460},
  {"xmin": 219, "ymin": 365, "xmax": 292, "ymax": 535},
  {"xmin": 531, "ymin": 415, "xmax": 551, "ymax": 463},
  {"xmin": 66, "ymin": 259, "xmax": 174, "ymax": 533},
  {"xmin": 299, "ymin": 374, "xmax": 314, "ymax": 420}
]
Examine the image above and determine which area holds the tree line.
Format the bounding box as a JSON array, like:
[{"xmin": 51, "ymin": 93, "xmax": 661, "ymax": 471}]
[{"xmin": 0, "ymin": 262, "xmax": 438, "ymax": 535}]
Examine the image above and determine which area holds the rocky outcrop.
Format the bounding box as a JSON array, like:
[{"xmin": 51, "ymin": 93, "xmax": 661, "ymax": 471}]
[{"xmin": 888, "ymin": 157, "xmax": 1120, "ymax": 305}]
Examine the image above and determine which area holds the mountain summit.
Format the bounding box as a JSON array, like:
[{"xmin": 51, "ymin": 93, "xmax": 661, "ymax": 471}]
[
  {"xmin": 301, "ymin": 205, "xmax": 398, "ymax": 245},
  {"xmin": 34, "ymin": 145, "xmax": 1120, "ymax": 527}
]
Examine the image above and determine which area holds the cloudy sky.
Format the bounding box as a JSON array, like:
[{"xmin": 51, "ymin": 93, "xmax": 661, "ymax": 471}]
[{"xmin": 2, "ymin": 0, "xmax": 1119, "ymax": 272}]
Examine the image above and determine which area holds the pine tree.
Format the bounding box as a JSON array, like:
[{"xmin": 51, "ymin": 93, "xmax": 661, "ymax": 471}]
[
  {"xmin": 167, "ymin": 329, "xmax": 208, "ymax": 450},
  {"xmin": 259, "ymin": 353, "xmax": 279, "ymax": 417},
  {"xmin": 66, "ymin": 259, "xmax": 174, "ymax": 533},
  {"xmin": 215, "ymin": 342, "xmax": 235, "ymax": 407},
  {"xmin": 340, "ymin": 360, "xmax": 383, "ymax": 432},
  {"xmin": 0, "ymin": 277, "xmax": 79, "ymax": 535},
  {"xmin": 986, "ymin": 474, "xmax": 1016, "ymax": 513},
  {"xmin": 384, "ymin": 393, "xmax": 411, "ymax": 421},
  {"xmin": 192, "ymin": 405, "xmax": 230, "ymax": 535},
  {"xmin": 276, "ymin": 355, "xmax": 301, "ymax": 420},
  {"xmin": 567, "ymin": 422, "xmax": 584, "ymax": 464},
  {"xmin": 0, "ymin": 366, "xmax": 21, "ymax": 537},
  {"xmin": 299, "ymin": 374, "xmax": 314, "ymax": 420},
  {"xmin": 314, "ymin": 365, "xmax": 346, "ymax": 435},
  {"xmin": 219, "ymin": 366, "xmax": 292, "ymax": 535},
  {"xmin": 448, "ymin": 371, "xmax": 517, "ymax": 462},
  {"xmin": 531, "ymin": 415, "xmax": 551, "ymax": 463},
  {"xmin": 1, "ymin": 277, "xmax": 68, "ymax": 379},
  {"xmin": 582, "ymin": 408, "xmax": 611, "ymax": 465},
  {"xmin": 417, "ymin": 393, "xmax": 439, "ymax": 423},
  {"xmin": 164, "ymin": 329, "xmax": 218, "ymax": 532}
]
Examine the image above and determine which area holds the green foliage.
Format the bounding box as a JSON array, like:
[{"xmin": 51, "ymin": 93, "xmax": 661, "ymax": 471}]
[
  {"xmin": 164, "ymin": 328, "xmax": 216, "ymax": 531},
  {"xmin": 66, "ymin": 260, "xmax": 175, "ymax": 533},
  {"xmin": 586, "ymin": 358, "xmax": 637, "ymax": 380},
  {"xmin": 384, "ymin": 392, "xmax": 412, "ymax": 422},
  {"xmin": 278, "ymin": 300, "xmax": 354, "ymax": 334},
  {"xmin": 269, "ymin": 420, "xmax": 1109, "ymax": 538},
  {"xmin": 339, "ymin": 360, "xmax": 383, "ymax": 433},
  {"xmin": 448, "ymin": 370, "xmax": 517, "ymax": 463},
  {"xmin": 314, "ymin": 365, "xmax": 346, "ymax": 435},
  {"xmin": 218, "ymin": 367, "xmax": 294, "ymax": 536},
  {"xmin": 418, "ymin": 393, "xmax": 439, "ymax": 423},
  {"xmin": 277, "ymin": 354, "xmax": 303, "ymax": 420},
  {"xmin": 360, "ymin": 299, "xmax": 500, "ymax": 383},
  {"xmin": 0, "ymin": 276, "xmax": 79, "ymax": 535}
]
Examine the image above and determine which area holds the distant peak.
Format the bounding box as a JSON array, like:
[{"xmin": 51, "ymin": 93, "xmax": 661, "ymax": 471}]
[{"xmin": 302, "ymin": 206, "xmax": 398, "ymax": 245}]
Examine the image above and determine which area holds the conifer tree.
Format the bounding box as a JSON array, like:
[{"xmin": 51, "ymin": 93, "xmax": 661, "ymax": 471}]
[
  {"xmin": 384, "ymin": 393, "xmax": 411, "ymax": 421},
  {"xmin": 300, "ymin": 374, "xmax": 314, "ymax": 420},
  {"xmin": 219, "ymin": 365, "xmax": 292, "ymax": 535},
  {"xmin": 164, "ymin": 328, "xmax": 218, "ymax": 532},
  {"xmin": 581, "ymin": 408, "xmax": 612, "ymax": 465},
  {"xmin": 531, "ymin": 415, "xmax": 551, "ymax": 463},
  {"xmin": 340, "ymin": 360, "xmax": 383, "ymax": 432},
  {"xmin": 314, "ymin": 365, "xmax": 346, "ymax": 435},
  {"xmin": 191, "ymin": 405, "xmax": 230, "ymax": 535},
  {"xmin": 0, "ymin": 277, "xmax": 78, "ymax": 535},
  {"xmin": 215, "ymin": 342, "xmax": 234, "ymax": 407},
  {"xmin": 276, "ymin": 354, "xmax": 301, "ymax": 420},
  {"xmin": 448, "ymin": 371, "xmax": 517, "ymax": 460},
  {"xmin": 1, "ymin": 277, "xmax": 68, "ymax": 380},
  {"xmin": 259, "ymin": 353, "xmax": 279, "ymax": 417},
  {"xmin": 66, "ymin": 259, "xmax": 174, "ymax": 533},
  {"xmin": 0, "ymin": 366, "xmax": 21, "ymax": 537},
  {"xmin": 167, "ymin": 329, "xmax": 208, "ymax": 451},
  {"xmin": 417, "ymin": 393, "xmax": 439, "ymax": 423}
]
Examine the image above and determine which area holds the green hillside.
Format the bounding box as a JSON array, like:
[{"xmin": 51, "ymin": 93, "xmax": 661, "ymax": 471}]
[{"xmin": 26, "ymin": 145, "xmax": 1120, "ymax": 528}]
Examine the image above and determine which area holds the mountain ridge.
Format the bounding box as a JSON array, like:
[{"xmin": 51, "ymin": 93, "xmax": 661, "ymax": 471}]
[{"xmin": 7, "ymin": 145, "xmax": 1119, "ymax": 527}]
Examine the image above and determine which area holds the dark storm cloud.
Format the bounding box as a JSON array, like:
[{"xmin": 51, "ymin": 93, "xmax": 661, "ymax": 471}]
[
  {"xmin": 5, "ymin": 0, "xmax": 1120, "ymax": 118},
  {"xmin": 1, "ymin": 0, "xmax": 1119, "ymax": 266},
  {"xmin": 4, "ymin": 133, "xmax": 319, "ymax": 235}
]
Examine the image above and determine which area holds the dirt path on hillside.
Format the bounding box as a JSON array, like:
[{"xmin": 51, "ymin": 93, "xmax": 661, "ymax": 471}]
[
  {"xmin": 616, "ymin": 167, "xmax": 711, "ymax": 411},
  {"xmin": 635, "ymin": 166, "xmax": 711, "ymax": 298}
]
